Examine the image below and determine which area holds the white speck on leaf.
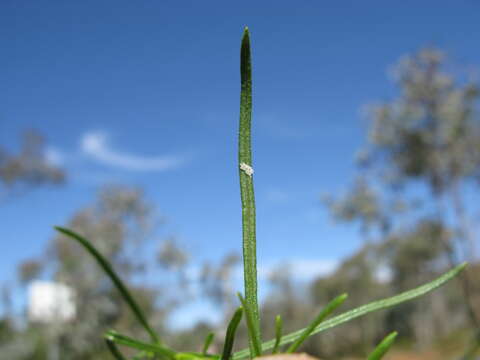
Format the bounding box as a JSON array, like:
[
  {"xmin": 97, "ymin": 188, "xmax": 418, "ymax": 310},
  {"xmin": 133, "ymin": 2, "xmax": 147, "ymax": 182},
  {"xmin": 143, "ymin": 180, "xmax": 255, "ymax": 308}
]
[{"xmin": 240, "ymin": 162, "xmax": 254, "ymax": 177}]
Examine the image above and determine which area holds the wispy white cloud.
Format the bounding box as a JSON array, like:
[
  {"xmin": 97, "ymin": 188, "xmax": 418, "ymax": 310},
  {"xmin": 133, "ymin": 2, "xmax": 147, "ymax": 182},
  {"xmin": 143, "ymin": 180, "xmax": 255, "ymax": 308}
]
[{"xmin": 80, "ymin": 131, "xmax": 185, "ymax": 172}]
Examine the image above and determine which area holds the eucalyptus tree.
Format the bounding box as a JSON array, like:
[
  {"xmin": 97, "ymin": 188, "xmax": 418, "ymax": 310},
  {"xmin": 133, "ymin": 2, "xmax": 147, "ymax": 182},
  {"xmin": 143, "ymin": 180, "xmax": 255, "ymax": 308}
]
[
  {"xmin": 0, "ymin": 130, "xmax": 65, "ymax": 200},
  {"xmin": 9, "ymin": 185, "xmax": 188, "ymax": 359},
  {"xmin": 323, "ymin": 48, "xmax": 480, "ymax": 349}
]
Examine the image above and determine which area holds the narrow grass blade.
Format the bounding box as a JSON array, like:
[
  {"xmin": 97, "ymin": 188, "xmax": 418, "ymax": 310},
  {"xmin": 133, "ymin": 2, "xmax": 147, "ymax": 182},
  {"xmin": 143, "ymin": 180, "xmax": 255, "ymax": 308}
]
[
  {"xmin": 55, "ymin": 226, "xmax": 160, "ymax": 344},
  {"xmin": 232, "ymin": 263, "xmax": 466, "ymax": 360},
  {"xmin": 238, "ymin": 26, "xmax": 261, "ymax": 358},
  {"xmin": 238, "ymin": 293, "xmax": 262, "ymax": 357},
  {"xmin": 272, "ymin": 315, "xmax": 283, "ymax": 354},
  {"xmin": 221, "ymin": 307, "xmax": 243, "ymax": 360},
  {"xmin": 106, "ymin": 339, "xmax": 127, "ymax": 360},
  {"xmin": 286, "ymin": 293, "xmax": 347, "ymax": 353},
  {"xmin": 107, "ymin": 331, "xmax": 220, "ymax": 360},
  {"xmin": 176, "ymin": 353, "xmax": 219, "ymax": 360},
  {"xmin": 367, "ymin": 332, "xmax": 397, "ymax": 360},
  {"xmin": 105, "ymin": 330, "xmax": 175, "ymax": 359},
  {"xmin": 202, "ymin": 332, "xmax": 215, "ymax": 356}
]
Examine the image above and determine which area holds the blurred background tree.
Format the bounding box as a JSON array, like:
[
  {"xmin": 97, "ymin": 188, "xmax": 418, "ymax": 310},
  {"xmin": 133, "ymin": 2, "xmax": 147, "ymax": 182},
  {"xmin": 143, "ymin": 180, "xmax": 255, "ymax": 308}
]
[
  {"xmin": 0, "ymin": 130, "xmax": 65, "ymax": 201},
  {"xmin": 0, "ymin": 130, "xmax": 66, "ymax": 359},
  {"xmin": 320, "ymin": 48, "xmax": 480, "ymax": 356},
  {"xmin": 1, "ymin": 185, "xmax": 190, "ymax": 359}
]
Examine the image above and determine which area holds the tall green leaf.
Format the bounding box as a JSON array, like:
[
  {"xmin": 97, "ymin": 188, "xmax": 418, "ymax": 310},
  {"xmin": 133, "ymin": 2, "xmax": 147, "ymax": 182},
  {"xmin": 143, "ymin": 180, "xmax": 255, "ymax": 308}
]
[{"xmin": 238, "ymin": 26, "xmax": 261, "ymax": 357}]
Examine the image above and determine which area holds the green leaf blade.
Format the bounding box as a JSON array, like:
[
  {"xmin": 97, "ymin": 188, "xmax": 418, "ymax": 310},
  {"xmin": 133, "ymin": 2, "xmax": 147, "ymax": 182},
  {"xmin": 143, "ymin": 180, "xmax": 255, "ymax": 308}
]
[
  {"xmin": 238, "ymin": 26, "xmax": 261, "ymax": 358},
  {"xmin": 238, "ymin": 293, "xmax": 262, "ymax": 358},
  {"xmin": 272, "ymin": 315, "xmax": 283, "ymax": 354},
  {"xmin": 367, "ymin": 332, "xmax": 397, "ymax": 360},
  {"xmin": 221, "ymin": 307, "xmax": 243, "ymax": 360},
  {"xmin": 105, "ymin": 330, "xmax": 175, "ymax": 359},
  {"xmin": 286, "ymin": 293, "xmax": 347, "ymax": 353},
  {"xmin": 105, "ymin": 339, "xmax": 128, "ymax": 360},
  {"xmin": 55, "ymin": 226, "xmax": 160, "ymax": 344},
  {"xmin": 232, "ymin": 263, "xmax": 466, "ymax": 360},
  {"xmin": 202, "ymin": 332, "xmax": 215, "ymax": 356}
]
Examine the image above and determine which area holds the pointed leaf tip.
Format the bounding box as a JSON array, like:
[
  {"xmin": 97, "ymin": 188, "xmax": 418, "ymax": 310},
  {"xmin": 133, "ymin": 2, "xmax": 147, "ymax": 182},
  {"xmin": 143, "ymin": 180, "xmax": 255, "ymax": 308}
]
[
  {"xmin": 367, "ymin": 331, "xmax": 398, "ymax": 360},
  {"xmin": 286, "ymin": 292, "xmax": 348, "ymax": 353},
  {"xmin": 242, "ymin": 27, "xmax": 250, "ymax": 40}
]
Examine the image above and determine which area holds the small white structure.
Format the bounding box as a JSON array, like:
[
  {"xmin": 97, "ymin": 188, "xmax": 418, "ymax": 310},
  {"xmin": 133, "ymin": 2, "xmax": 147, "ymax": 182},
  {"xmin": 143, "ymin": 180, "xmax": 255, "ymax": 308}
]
[{"xmin": 28, "ymin": 281, "xmax": 76, "ymax": 323}]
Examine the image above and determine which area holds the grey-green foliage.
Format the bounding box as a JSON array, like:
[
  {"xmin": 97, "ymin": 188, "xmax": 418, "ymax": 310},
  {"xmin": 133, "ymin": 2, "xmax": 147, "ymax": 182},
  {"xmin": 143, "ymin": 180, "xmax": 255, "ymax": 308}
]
[
  {"xmin": 0, "ymin": 130, "xmax": 65, "ymax": 200},
  {"xmin": 11, "ymin": 185, "xmax": 190, "ymax": 360},
  {"xmin": 324, "ymin": 47, "xmax": 480, "ymax": 352},
  {"xmin": 384, "ymin": 220, "xmax": 457, "ymax": 345},
  {"xmin": 363, "ymin": 48, "xmax": 480, "ymax": 260},
  {"xmin": 367, "ymin": 49, "xmax": 480, "ymax": 190},
  {"xmin": 323, "ymin": 177, "xmax": 388, "ymax": 236},
  {"xmin": 383, "ymin": 220, "xmax": 449, "ymax": 289},
  {"xmin": 158, "ymin": 238, "xmax": 190, "ymax": 271},
  {"xmin": 18, "ymin": 259, "xmax": 44, "ymax": 285},
  {"xmin": 310, "ymin": 245, "xmax": 388, "ymax": 355},
  {"xmin": 51, "ymin": 185, "xmax": 165, "ymax": 358},
  {"xmin": 260, "ymin": 264, "xmax": 318, "ymax": 353},
  {"xmin": 200, "ymin": 253, "xmax": 241, "ymax": 311}
]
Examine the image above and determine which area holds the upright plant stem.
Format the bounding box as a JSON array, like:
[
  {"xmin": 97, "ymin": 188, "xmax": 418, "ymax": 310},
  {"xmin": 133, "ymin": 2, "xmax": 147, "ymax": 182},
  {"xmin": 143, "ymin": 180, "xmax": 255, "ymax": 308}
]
[{"xmin": 238, "ymin": 26, "xmax": 261, "ymax": 356}]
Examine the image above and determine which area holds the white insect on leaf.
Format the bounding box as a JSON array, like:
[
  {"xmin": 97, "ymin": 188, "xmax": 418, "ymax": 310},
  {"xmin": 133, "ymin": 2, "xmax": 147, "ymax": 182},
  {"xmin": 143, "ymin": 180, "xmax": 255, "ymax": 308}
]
[{"xmin": 240, "ymin": 162, "xmax": 254, "ymax": 177}]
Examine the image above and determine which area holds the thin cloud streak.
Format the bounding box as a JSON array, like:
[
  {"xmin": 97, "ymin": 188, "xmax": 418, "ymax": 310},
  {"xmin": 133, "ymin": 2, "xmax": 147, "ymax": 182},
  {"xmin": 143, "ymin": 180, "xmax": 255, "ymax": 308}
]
[{"xmin": 80, "ymin": 131, "xmax": 185, "ymax": 172}]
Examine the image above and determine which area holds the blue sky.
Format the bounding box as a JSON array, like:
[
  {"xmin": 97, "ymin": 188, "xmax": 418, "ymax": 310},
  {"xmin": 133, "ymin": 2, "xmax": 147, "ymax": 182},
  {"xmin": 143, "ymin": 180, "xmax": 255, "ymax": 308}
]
[{"xmin": 1, "ymin": 1, "xmax": 479, "ymax": 326}]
